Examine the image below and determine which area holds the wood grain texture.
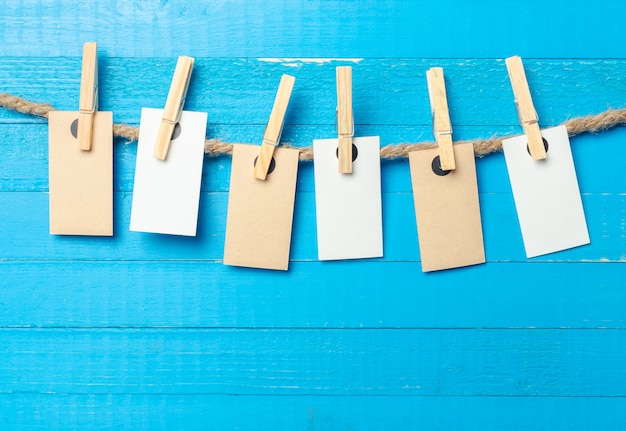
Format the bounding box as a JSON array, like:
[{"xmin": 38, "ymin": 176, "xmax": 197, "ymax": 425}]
[
  {"xmin": 2, "ymin": 1, "xmax": 626, "ymax": 429},
  {"xmin": 4, "ymin": 191, "xmax": 626, "ymax": 262},
  {"xmin": 0, "ymin": 0, "xmax": 625, "ymax": 58},
  {"xmin": 3, "ymin": 123, "xmax": 626, "ymax": 194},
  {"xmin": 2, "ymin": 395, "xmax": 625, "ymax": 431},
  {"xmin": 1, "ymin": 328, "xmax": 626, "ymax": 396},
  {"xmin": 2, "ymin": 59, "xmax": 625, "ymax": 127},
  {"xmin": 1, "ymin": 261, "xmax": 625, "ymax": 329}
]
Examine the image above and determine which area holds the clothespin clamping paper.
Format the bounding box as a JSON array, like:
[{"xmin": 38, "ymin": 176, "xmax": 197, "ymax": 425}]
[
  {"xmin": 254, "ymin": 74, "xmax": 296, "ymax": 180},
  {"xmin": 426, "ymin": 67, "xmax": 455, "ymax": 171},
  {"xmin": 77, "ymin": 42, "xmax": 98, "ymax": 151},
  {"xmin": 154, "ymin": 55, "xmax": 194, "ymax": 160},
  {"xmin": 48, "ymin": 41, "xmax": 113, "ymax": 236},
  {"xmin": 501, "ymin": 57, "xmax": 590, "ymax": 258},
  {"xmin": 505, "ymin": 55, "xmax": 546, "ymax": 160},
  {"xmin": 408, "ymin": 68, "xmax": 486, "ymax": 272},
  {"xmin": 312, "ymin": 65, "xmax": 383, "ymax": 261},
  {"xmin": 336, "ymin": 66, "xmax": 354, "ymax": 174},
  {"xmin": 130, "ymin": 55, "xmax": 208, "ymax": 237},
  {"xmin": 224, "ymin": 75, "xmax": 300, "ymax": 270}
]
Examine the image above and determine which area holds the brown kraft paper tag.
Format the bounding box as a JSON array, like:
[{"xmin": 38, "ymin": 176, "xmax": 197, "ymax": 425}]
[
  {"xmin": 409, "ymin": 142, "xmax": 485, "ymax": 272},
  {"xmin": 48, "ymin": 111, "xmax": 113, "ymax": 236},
  {"xmin": 224, "ymin": 144, "xmax": 299, "ymax": 271}
]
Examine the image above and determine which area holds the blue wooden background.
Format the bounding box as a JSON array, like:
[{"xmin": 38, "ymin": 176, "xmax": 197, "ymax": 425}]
[{"xmin": 1, "ymin": 1, "xmax": 626, "ymax": 429}]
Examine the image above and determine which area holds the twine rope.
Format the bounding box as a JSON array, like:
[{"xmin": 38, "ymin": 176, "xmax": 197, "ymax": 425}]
[{"xmin": 2, "ymin": 92, "xmax": 626, "ymax": 160}]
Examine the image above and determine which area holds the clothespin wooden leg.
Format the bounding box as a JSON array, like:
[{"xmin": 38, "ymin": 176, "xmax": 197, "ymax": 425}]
[
  {"xmin": 505, "ymin": 56, "xmax": 547, "ymax": 160},
  {"xmin": 77, "ymin": 42, "xmax": 98, "ymax": 151},
  {"xmin": 426, "ymin": 67, "xmax": 455, "ymax": 171},
  {"xmin": 254, "ymin": 74, "xmax": 296, "ymax": 180},
  {"xmin": 154, "ymin": 56, "xmax": 195, "ymax": 161},
  {"xmin": 77, "ymin": 110, "xmax": 95, "ymax": 151},
  {"xmin": 337, "ymin": 135, "xmax": 353, "ymax": 173},
  {"xmin": 336, "ymin": 66, "xmax": 354, "ymax": 174},
  {"xmin": 255, "ymin": 142, "xmax": 277, "ymax": 180},
  {"xmin": 154, "ymin": 121, "xmax": 177, "ymax": 160}
]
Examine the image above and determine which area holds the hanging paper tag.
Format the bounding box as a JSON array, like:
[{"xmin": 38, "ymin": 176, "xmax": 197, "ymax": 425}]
[
  {"xmin": 223, "ymin": 144, "xmax": 299, "ymax": 271},
  {"xmin": 409, "ymin": 142, "xmax": 485, "ymax": 271},
  {"xmin": 502, "ymin": 125, "xmax": 589, "ymax": 257},
  {"xmin": 130, "ymin": 107, "xmax": 207, "ymax": 236},
  {"xmin": 313, "ymin": 136, "xmax": 383, "ymax": 260},
  {"xmin": 48, "ymin": 111, "xmax": 113, "ymax": 235}
]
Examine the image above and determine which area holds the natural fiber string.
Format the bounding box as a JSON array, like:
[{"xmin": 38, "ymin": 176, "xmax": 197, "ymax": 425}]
[{"xmin": 3, "ymin": 92, "xmax": 626, "ymax": 160}]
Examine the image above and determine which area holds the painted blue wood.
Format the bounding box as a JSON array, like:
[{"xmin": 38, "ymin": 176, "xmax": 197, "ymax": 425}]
[
  {"xmin": 1, "ymin": 261, "xmax": 625, "ymax": 329},
  {"xmin": 2, "ymin": 1, "xmax": 626, "ymax": 430},
  {"xmin": 0, "ymin": 0, "xmax": 625, "ymax": 58},
  {"xmin": 2, "ymin": 59, "xmax": 625, "ymax": 127},
  {"xmin": 3, "ymin": 190, "xmax": 626, "ymax": 262},
  {"xmin": 2, "ymin": 395, "xmax": 625, "ymax": 431},
  {"xmin": 2, "ymin": 328, "xmax": 626, "ymax": 396},
  {"xmin": 2, "ymin": 125, "xmax": 626, "ymax": 195}
]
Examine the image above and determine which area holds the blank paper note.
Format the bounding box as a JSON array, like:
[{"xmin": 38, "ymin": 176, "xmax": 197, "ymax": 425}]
[
  {"xmin": 130, "ymin": 107, "xmax": 207, "ymax": 236},
  {"xmin": 502, "ymin": 125, "xmax": 589, "ymax": 258},
  {"xmin": 313, "ymin": 136, "xmax": 383, "ymax": 261}
]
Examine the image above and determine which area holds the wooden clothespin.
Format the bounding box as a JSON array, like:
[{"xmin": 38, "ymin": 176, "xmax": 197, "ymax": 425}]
[
  {"xmin": 426, "ymin": 67, "xmax": 455, "ymax": 171},
  {"xmin": 154, "ymin": 56, "xmax": 194, "ymax": 160},
  {"xmin": 336, "ymin": 66, "xmax": 354, "ymax": 174},
  {"xmin": 505, "ymin": 56, "xmax": 546, "ymax": 160},
  {"xmin": 77, "ymin": 42, "xmax": 98, "ymax": 151},
  {"xmin": 253, "ymin": 74, "xmax": 296, "ymax": 180}
]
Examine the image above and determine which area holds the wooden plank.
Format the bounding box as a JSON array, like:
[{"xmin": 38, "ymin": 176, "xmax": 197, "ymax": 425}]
[
  {"xmin": 1, "ymin": 328, "xmax": 626, "ymax": 396},
  {"xmin": 0, "ymin": 123, "xmax": 624, "ymax": 194},
  {"xmin": 0, "ymin": 1, "xmax": 624, "ymax": 58},
  {"xmin": 1, "ymin": 394, "xmax": 625, "ymax": 430},
  {"xmin": 1, "ymin": 191, "xmax": 626, "ymax": 262},
  {"xmin": 1, "ymin": 58, "xmax": 625, "ymax": 128},
  {"xmin": 1, "ymin": 261, "xmax": 625, "ymax": 329}
]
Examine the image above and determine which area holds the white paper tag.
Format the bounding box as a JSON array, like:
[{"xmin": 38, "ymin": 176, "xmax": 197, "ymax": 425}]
[
  {"xmin": 502, "ymin": 125, "xmax": 589, "ymax": 257},
  {"xmin": 130, "ymin": 108, "xmax": 207, "ymax": 236},
  {"xmin": 313, "ymin": 136, "xmax": 383, "ymax": 260}
]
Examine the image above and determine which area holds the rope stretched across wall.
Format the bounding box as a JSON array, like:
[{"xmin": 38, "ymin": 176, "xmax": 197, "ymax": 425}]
[{"xmin": 2, "ymin": 92, "xmax": 626, "ymax": 160}]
